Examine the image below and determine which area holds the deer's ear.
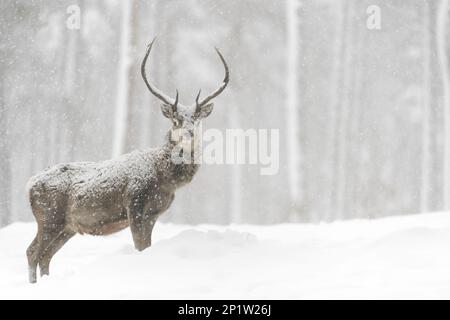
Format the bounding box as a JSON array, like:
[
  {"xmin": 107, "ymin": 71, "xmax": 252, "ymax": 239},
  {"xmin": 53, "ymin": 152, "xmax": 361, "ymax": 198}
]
[
  {"xmin": 161, "ymin": 104, "xmax": 174, "ymax": 118},
  {"xmin": 198, "ymin": 103, "xmax": 214, "ymax": 118}
]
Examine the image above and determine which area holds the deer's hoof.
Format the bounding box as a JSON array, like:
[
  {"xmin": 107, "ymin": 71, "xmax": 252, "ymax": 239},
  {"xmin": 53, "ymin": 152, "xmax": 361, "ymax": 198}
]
[
  {"xmin": 40, "ymin": 269, "xmax": 49, "ymax": 277},
  {"xmin": 135, "ymin": 242, "xmax": 151, "ymax": 252}
]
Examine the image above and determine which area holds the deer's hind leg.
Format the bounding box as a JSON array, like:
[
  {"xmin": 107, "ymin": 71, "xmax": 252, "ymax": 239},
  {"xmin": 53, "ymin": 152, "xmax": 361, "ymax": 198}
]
[
  {"xmin": 38, "ymin": 228, "xmax": 75, "ymax": 277},
  {"xmin": 30, "ymin": 197, "xmax": 69, "ymax": 280},
  {"xmin": 26, "ymin": 235, "xmax": 40, "ymax": 283},
  {"xmin": 28, "ymin": 224, "xmax": 67, "ymax": 282},
  {"xmin": 35, "ymin": 203, "xmax": 71, "ymax": 277},
  {"xmin": 27, "ymin": 202, "xmax": 49, "ymax": 283}
]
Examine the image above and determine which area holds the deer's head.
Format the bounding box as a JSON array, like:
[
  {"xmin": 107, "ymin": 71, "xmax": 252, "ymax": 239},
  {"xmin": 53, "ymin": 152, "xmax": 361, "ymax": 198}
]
[{"xmin": 141, "ymin": 38, "xmax": 229, "ymax": 144}]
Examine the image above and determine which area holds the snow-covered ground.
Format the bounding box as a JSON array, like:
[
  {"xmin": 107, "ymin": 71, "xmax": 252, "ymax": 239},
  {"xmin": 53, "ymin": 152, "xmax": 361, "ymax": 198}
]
[{"xmin": 1, "ymin": 212, "xmax": 450, "ymax": 299}]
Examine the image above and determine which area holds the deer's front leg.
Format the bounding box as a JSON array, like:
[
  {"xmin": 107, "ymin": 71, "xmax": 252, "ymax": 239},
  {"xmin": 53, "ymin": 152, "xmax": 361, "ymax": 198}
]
[{"xmin": 127, "ymin": 202, "xmax": 159, "ymax": 252}]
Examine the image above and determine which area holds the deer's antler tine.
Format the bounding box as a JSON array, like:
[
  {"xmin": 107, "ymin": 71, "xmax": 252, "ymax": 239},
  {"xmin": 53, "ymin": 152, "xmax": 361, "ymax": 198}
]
[{"xmin": 196, "ymin": 48, "xmax": 229, "ymax": 108}]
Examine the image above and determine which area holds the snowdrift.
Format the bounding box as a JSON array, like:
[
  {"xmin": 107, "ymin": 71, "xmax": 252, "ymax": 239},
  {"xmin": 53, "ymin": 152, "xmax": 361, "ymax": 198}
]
[{"xmin": 1, "ymin": 212, "xmax": 450, "ymax": 299}]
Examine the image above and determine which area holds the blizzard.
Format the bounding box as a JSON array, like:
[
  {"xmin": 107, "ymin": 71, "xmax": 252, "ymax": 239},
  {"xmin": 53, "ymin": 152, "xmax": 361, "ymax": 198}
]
[{"xmin": 1, "ymin": 212, "xmax": 450, "ymax": 299}]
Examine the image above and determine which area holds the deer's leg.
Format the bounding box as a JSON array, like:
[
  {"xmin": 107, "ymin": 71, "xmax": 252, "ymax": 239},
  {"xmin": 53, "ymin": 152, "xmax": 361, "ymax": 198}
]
[
  {"xmin": 142, "ymin": 214, "xmax": 158, "ymax": 249},
  {"xmin": 26, "ymin": 235, "xmax": 40, "ymax": 284},
  {"xmin": 27, "ymin": 204, "xmax": 46, "ymax": 283},
  {"xmin": 39, "ymin": 229, "xmax": 75, "ymax": 277},
  {"xmin": 36, "ymin": 227, "xmax": 63, "ymax": 277},
  {"xmin": 128, "ymin": 204, "xmax": 159, "ymax": 252},
  {"xmin": 31, "ymin": 196, "xmax": 69, "ymax": 278}
]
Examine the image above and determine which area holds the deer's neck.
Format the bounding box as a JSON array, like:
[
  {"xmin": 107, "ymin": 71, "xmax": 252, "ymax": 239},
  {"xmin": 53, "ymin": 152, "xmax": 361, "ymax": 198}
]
[{"xmin": 160, "ymin": 132, "xmax": 200, "ymax": 190}]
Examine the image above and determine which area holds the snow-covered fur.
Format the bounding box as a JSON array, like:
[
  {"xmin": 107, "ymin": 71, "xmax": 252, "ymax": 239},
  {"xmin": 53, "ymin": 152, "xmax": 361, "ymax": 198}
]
[
  {"xmin": 25, "ymin": 37, "xmax": 228, "ymax": 284},
  {"xmin": 26, "ymin": 134, "xmax": 199, "ymax": 283}
]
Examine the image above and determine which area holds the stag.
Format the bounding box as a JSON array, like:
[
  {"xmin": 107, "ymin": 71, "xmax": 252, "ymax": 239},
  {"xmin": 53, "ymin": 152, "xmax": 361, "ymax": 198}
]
[{"xmin": 26, "ymin": 38, "xmax": 229, "ymax": 283}]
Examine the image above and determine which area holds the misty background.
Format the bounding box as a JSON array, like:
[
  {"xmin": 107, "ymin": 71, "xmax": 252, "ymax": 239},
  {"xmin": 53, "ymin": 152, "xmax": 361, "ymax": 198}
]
[{"xmin": 0, "ymin": 0, "xmax": 449, "ymax": 226}]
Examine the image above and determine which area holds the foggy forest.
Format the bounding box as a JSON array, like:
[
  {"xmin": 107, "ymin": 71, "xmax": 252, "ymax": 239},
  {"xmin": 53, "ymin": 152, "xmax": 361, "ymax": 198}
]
[
  {"xmin": 1, "ymin": 0, "xmax": 450, "ymax": 226},
  {"xmin": 2, "ymin": 0, "xmax": 450, "ymax": 300}
]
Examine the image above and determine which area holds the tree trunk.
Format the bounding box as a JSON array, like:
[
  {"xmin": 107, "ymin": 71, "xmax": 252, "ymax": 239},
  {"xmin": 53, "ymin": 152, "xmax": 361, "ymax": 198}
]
[
  {"xmin": 437, "ymin": 0, "xmax": 450, "ymax": 209},
  {"xmin": 346, "ymin": 6, "xmax": 364, "ymax": 218},
  {"xmin": 113, "ymin": 0, "xmax": 135, "ymax": 157},
  {"xmin": 65, "ymin": 0, "xmax": 84, "ymax": 161},
  {"xmin": 124, "ymin": 1, "xmax": 141, "ymax": 153},
  {"xmin": 427, "ymin": 0, "xmax": 444, "ymax": 211},
  {"xmin": 421, "ymin": 1, "xmax": 432, "ymax": 213},
  {"xmin": 326, "ymin": 0, "xmax": 344, "ymax": 221},
  {"xmin": 335, "ymin": 0, "xmax": 353, "ymax": 219},
  {"xmin": 286, "ymin": 0, "xmax": 302, "ymax": 221},
  {"xmin": 0, "ymin": 77, "xmax": 11, "ymax": 227}
]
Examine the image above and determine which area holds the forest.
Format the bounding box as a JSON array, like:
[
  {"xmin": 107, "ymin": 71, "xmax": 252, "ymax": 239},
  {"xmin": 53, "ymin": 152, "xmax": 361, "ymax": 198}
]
[{"xmin": 1, "ymin": 0, "xmax": 450, "ymax": 226}]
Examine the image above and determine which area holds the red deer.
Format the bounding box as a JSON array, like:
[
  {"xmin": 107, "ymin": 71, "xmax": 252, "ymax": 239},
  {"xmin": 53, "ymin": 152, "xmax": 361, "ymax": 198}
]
[{"xmin": 26, "ymin": 38, "xmax": 229, "ymax": 283}]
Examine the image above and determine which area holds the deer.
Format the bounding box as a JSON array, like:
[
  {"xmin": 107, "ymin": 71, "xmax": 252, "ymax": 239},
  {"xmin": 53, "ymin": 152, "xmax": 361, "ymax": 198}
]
[{"xmin": 25, "ymin": 38, "xmax": 229, "ymax": 283}]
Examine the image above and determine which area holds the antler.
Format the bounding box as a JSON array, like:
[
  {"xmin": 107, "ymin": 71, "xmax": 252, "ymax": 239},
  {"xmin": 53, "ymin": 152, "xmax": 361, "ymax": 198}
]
[
  {"xmin": 196, "ymin": 47, "xmax": 229, "ymax": 111},
  {"xmin": 141, "ymin": 38, "xmax": 179, "ymax": 111}
]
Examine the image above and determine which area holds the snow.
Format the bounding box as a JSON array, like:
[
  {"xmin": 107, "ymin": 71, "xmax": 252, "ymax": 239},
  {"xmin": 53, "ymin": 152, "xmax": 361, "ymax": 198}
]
[{"xmin": 1, "ymin": 212, "xmax": 450, "ymax": 299}]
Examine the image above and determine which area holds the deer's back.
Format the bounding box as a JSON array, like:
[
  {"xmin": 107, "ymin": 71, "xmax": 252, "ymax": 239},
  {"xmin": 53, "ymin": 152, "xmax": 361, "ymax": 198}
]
[{"xmin": 26, "ymin": 149, "xmax": 167, "ymax": 234}]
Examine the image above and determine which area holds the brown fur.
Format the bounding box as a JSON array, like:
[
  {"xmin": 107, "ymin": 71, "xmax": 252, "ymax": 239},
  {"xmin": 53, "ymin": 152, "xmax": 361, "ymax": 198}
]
[{"xmin": 25, "ymin": 38, "xmax": 228, "ymax": 283}]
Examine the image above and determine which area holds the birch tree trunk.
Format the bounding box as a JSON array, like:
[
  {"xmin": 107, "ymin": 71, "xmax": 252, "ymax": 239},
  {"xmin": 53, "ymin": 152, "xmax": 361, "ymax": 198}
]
[
  {"xmin": 0, "ymin": 77, "xmax": 11, "ymax": 227},
  {"xmin": 437, "ymin": 0, "xmax": 450, "ymax": 209},
  {"xmin": 56, "ymin": 2, "xmax": 82, "ymax": 162},
  {"xmin": 326, "ymin": 0, "xmax": 344, "ymax": 221},
  {"xmin": 286, "ymin": 0, "xmax": 302, "ymax": 221},
  {"xmin": 421, "ymin": 1, "xmax": 432, "ymax": 213},
  {"xmin": 335, "ymin": 0, "xmax": 353, "ymax": 219},
  {"xmin": 124, "ymin": 2, "xmax": 141, "ymax": 153},
  {"xmin": 426, "ymin": 0, "xmax": 443, "ymax": 211},
  {"xmin": 347, "ymin": 7, "xmax": 364, "ymax": 218},
  {"xmin": 113, "ymin": 0, "xmax": 134, "ymax": 158}
]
